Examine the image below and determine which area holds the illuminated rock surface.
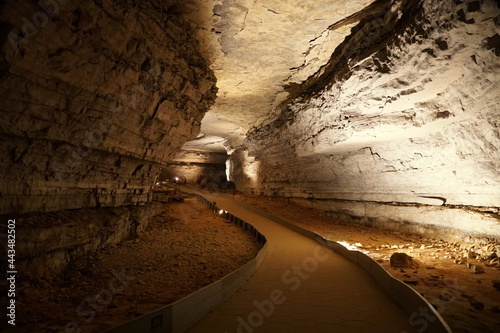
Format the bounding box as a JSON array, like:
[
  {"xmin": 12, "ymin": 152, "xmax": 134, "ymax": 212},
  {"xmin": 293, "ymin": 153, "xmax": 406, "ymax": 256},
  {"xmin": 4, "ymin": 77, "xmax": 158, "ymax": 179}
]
[
  {"xmin": 236, "ymin": 0, "xmax": 499, "ymax": 209},
  {"xmin": 200, "ymin": 0, "xmax": 500, "ymax": 241},
  {"xmin": 1, "ymin": 0, "xmax": 499, "ymax": 277},
  {"xmin": 0, "ymin": 0, "xmax": 217, "ymax": 215}
]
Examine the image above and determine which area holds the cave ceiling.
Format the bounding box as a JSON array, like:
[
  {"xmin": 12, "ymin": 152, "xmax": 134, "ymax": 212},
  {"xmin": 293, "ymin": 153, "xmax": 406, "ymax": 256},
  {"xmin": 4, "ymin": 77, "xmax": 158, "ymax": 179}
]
[{"xmin": 180, "ymin": 0, "xmax": 378, "ymax": 152}]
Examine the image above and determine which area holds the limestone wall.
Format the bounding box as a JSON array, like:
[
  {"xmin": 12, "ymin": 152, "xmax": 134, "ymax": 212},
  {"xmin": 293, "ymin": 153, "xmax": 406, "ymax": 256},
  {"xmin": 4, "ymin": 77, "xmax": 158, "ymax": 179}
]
[
  {"xmin": 164, "ymin": 150, "xmax": 228, "ymax": 183},
  {"xmin": 0, "ymin": 0, "xmax": 217, "ymax": 215},
  {"xmin": 232, "ymin": 0, "xmax": 500, "ymax": 240},
  {"xmin": 14, "ymin": 202, "xmax": 165, "ymax": 278}
]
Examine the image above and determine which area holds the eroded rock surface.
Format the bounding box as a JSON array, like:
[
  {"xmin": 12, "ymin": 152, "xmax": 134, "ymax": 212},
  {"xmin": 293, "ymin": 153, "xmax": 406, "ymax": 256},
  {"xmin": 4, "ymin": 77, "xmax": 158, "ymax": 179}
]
[
  {"xmin": 164, "ymin": 149, "xmax": 228, "ymax": 183},
  {"xmin": 1, "ymin": 0, "xmax": 499, "ymax": 283},
  {"xmin": 0, "ymin": 0, "xmax": 217, "ymax": 215},
  {"xmin": 227, "ymin": 0, "xmax": 500, "ymax": 241},
  {"xmin": 195, "ymin": 0, "xmax": 379, "ymax": 147},
  {"xmin": 12, "ymin": 202, "xmax": 165, "ymax": 279}
]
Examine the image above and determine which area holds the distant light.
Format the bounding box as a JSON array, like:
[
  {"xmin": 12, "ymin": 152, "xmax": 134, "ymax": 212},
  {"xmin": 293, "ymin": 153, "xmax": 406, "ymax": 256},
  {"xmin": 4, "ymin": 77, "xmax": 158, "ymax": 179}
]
[
  {"xmin": 156, "ymin": 182, "xmax": 160, "ymax": 186},
  {"xmin": 219, "ymin": 209, "xmax": 224, "ymax": 215},
  {"xmin": 175, "ymin": 177, "xmax": 179, "ymax": 181},
  {"xmin": 242, "ymin": 150, "xmax": 260, "ymax": 184}
]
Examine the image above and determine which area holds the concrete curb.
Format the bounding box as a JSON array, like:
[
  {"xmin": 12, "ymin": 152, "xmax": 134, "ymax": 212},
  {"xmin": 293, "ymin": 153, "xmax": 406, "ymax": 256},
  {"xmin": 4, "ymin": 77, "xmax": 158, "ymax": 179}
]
[{"xmin": 102, "ymin": 194, "xmax": 267, "ymax": 333}]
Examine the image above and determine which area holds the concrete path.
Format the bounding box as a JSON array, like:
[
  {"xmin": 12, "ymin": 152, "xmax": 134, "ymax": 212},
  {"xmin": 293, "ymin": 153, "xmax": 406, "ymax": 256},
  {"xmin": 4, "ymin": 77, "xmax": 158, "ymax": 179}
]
[{"xmin": 185, "ymin": 190, "xmax": 417, "ymax": 333}]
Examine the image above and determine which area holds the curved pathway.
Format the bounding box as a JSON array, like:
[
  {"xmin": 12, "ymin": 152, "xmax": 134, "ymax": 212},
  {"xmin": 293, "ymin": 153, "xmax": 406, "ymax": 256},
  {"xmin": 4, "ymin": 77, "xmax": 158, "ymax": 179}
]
[{"xmin": 184, "ymin": 188, "xmax": 417, "ymax": 333}]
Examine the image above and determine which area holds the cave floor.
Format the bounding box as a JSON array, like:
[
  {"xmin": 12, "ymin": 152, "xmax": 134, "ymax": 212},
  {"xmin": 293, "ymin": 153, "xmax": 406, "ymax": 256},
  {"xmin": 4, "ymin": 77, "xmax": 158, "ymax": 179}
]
[
  {"xmin": 6, "ymin": 198, "xmax": 261, "ymax": 333},
  {"xmin": 231, "ymin": 192, "xmax": 500, "ymax": 333},
  {"xmin": 185, "ymin": 189, "xmax": 418, "ymax": 333},
  {"xmin": 7, "ymin": 191, "xmax": 499, "ymax": 333}
]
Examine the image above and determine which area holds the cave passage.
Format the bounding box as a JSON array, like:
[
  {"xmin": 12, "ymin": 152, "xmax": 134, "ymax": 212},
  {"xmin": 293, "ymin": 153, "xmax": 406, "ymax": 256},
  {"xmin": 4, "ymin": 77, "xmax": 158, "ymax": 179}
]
[
  {"xmin": 1, "ymin": 0, "xmax": 499, "ymax": 332},
  {"xmin": 185, "ymin": 189, "xmax": 420, "ymax": 333}
]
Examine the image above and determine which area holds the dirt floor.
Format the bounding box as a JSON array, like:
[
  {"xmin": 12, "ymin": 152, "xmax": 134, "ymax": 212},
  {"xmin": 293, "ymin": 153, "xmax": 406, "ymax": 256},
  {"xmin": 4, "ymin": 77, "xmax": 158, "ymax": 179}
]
[
  {"xmin": 6, "ymin": 192, "xmax": 500, "ymax": 333},
  {"xmin": 232, "ymin": 193, "xmax": 500, "ymax": 333},
  {"xmin": 6, "ymin": 198, "xmax": 261, "ymax": 333}
]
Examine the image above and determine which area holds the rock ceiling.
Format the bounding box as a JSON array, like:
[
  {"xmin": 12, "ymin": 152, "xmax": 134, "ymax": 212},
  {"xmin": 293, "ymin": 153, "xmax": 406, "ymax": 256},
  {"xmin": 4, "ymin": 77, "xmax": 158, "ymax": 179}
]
[{"xmin": 180, "ymin": 0, "xmax": 378, "ymax": 152}]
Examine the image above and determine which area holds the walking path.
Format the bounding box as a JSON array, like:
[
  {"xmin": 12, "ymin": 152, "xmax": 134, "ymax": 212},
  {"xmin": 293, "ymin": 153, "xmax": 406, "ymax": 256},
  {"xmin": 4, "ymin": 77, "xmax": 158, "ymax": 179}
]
[{"xmin": 184, "ymin": 189, "xmax": 417, "ymax": 333}]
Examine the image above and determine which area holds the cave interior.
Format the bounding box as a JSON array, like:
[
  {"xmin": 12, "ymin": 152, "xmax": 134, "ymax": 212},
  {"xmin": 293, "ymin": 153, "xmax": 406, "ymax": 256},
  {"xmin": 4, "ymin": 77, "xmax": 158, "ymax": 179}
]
[{"xmin": 0, "ymin": 0, "xmax": 499, "ymax": 331}]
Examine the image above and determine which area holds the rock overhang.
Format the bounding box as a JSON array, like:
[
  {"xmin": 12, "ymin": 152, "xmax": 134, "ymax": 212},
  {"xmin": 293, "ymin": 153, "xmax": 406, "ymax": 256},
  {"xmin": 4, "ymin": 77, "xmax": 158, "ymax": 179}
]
[{"xmin": 182, "ymin": 0, "xmax": 381, "ymax": 151}]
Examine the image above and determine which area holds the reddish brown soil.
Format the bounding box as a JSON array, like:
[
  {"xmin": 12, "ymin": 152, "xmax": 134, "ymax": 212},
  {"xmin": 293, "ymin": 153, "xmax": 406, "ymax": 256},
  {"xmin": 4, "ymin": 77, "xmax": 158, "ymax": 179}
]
[
  {"xmin": 7, "ymin": 198, "xmax": 261, "ymax": 333},
  {"xmin": 5, "ymin": 193, "xmax": 500, "ymax": 333},
  {"xmin": 233, "ymin": 193, "xmax": 500, "ymax": 333}
]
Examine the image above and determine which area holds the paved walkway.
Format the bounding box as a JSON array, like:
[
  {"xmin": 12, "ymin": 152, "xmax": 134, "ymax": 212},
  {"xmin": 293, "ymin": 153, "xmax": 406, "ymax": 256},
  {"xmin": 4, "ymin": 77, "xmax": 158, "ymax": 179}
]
[{"xmin": 184, "ymin": 189, "xmax": 417, "ymax": 333}]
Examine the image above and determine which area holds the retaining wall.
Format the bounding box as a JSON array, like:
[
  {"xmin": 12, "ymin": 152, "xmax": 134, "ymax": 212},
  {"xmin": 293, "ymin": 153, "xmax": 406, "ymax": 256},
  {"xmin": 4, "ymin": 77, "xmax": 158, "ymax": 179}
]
[{"xmin": 105, "ymin": 192, "xmax": 452, "ymax": 333}]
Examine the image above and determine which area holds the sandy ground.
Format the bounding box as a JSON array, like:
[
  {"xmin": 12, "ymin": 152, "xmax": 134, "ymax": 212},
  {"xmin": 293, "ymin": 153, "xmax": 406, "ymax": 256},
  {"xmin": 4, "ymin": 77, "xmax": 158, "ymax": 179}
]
[
  {"xmin": 5, "ymin": 192, "xmax": 499, "ymax": 332},
  {"xmin": 232, "ymin": 193, "xmax": 500, "ymax": 333},
  {"xmin": 5, "ymin": 198, "xmax": 261, "ymax": 333}
]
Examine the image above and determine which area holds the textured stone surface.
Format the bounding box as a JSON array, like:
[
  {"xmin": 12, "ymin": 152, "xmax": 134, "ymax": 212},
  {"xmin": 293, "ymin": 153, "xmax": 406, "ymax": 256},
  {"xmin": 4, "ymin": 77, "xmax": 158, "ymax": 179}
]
[
  {"xmin": 289, "ymin": 197, "xmax": 500, "ymax": 243},
  {"xmin": 228, "ymin": 0, "xmax": 500, "ymax": 239},
  {"xmin": 0, "ymin": 0, "xmax": 217, "ymax": 215},
  {"xmin": 1, "ymin": 0, "xmax": 499, "ymax": 274},
  {"xmin": 164, "ymin": 149, "xmax": 228, "ymax": 183},
  {"xmin": 14, "ymin": 202, "xmax": 165, "ymax": 278},
  {"xmin": 190, "ymin": 0, "xmax": 378, "ymax": 148},
  {"xmin": 390, "ymin": 252, "xmax": 415, "ymax": 268}
]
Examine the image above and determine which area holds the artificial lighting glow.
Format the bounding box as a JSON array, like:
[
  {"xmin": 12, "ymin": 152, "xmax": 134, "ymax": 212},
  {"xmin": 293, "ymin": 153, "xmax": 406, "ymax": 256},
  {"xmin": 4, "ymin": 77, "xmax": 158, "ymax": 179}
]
[
  {"xmin": 337, "ymin": 241, "xmax": 357, "ymax": 250},
  {"xmin": 219, "ymin": 209, "xmax": 224, "ymax": 214},
  {"xmin": 242, "ymin": 150, "xmax": 261, "ymax": 184},
  {"xmin": 226, "ymin": 158, "xmax": 232, "ymax": 181},
  {"xmin": 337, "ymin": 241, "xmax": 371, "ymax": 254},
  {"xmin": 175, "ymin": 177, "xmax": 179, "ymax": 181}
]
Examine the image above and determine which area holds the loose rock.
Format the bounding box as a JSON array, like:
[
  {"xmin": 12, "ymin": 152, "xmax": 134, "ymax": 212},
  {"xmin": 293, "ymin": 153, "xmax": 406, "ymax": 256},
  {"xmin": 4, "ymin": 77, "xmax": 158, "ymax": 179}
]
[
  {"xmin": 470, "ymin": 265, "xmax": 485, "ymax": 274},
  {"xmin": 493, "ymin": 280, "xmax": 500, "ymax": 291},
  {"xmin": 390, "ymin": 252, "xmax": 415, "ymax": 268},
  {"xmin": 470, "ymin": 300, "xmax": 485, "ymax": 310}
]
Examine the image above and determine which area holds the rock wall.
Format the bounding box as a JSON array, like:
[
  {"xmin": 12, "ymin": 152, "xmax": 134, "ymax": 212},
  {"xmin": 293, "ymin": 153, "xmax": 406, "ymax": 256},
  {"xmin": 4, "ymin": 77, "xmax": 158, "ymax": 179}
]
[
  {"xmin": 11, "ymin": 202, "xmax": 165, "ymax": 279},
  {"xmin": 0, "ymin": 0, "xmax": 217, "ymax": 215},
  {"xmin": 232, "ymin": 0, "xmax": 500, "ymax": 241},
  {"xmin": 164, "ymin": 150, "xmax": 228, "ymax": 183}
]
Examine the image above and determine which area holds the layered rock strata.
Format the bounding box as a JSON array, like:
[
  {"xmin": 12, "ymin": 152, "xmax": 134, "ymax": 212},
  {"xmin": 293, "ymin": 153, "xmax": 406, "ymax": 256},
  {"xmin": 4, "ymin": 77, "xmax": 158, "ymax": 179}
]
[
  {"xmin": 0, "ymin": 0, "xmax": 217, "ymax": 276},
  {"xmin": 232, "ymin": 0, "xmax": 500, "ymax": 241},
  {"xmin": 0, "ymin": 0, "xmax": 217, "ymax": 215},
  {"xmin": 164, "ymin": 150, "xmax": 228, "ymax": 184},
  {"xmin": 11, "ymin": 202, "xmax": 165, "ymax": 278}
]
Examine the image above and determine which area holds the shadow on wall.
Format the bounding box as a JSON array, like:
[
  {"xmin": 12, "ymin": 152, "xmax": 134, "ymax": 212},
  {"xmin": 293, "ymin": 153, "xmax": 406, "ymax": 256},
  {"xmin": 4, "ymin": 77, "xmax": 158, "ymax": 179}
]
[{"xmin": 0, "ymin": 0, "xmax": 217, "ymax": 215}]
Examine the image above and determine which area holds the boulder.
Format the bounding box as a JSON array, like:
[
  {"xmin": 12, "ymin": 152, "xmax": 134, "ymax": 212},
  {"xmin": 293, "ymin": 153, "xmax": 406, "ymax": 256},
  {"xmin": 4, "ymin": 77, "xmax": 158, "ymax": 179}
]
[
  {"xmin": 390, "ymin": 252, "xmax": 415, "ymax": 268},
  {"xmin": 470, "ymin": 265, "xmax": 485, "ymax": 274},
  {"xmin": 493, "ymin": 280, "xmax": 500, "ymax": 291}
]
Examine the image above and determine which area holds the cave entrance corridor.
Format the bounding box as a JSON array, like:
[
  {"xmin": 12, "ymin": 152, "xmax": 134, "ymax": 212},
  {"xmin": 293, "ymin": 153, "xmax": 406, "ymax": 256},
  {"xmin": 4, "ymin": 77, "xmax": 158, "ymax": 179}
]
[{"xmin": 1, "ymin": 0, "xmax": 499, "ymax": 332}]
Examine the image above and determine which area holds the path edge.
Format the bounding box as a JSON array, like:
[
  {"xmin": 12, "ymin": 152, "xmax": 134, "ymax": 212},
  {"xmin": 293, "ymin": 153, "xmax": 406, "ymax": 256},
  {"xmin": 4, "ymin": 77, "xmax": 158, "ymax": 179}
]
[
  {"xmin": 102, "ymin": 193, "xmax": 268, "ymax": 333},
  {"xmin": 257, "ymin": 203, "xmax": 453, "ymax": 333}
]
